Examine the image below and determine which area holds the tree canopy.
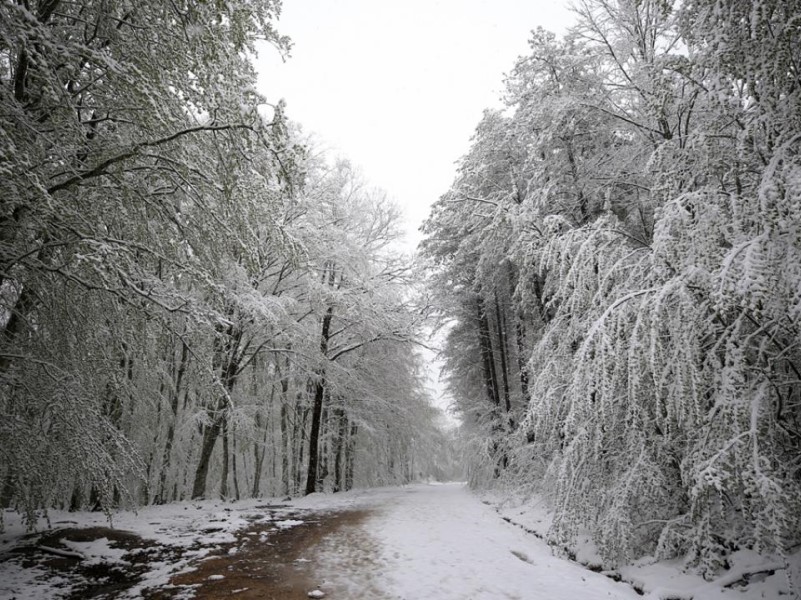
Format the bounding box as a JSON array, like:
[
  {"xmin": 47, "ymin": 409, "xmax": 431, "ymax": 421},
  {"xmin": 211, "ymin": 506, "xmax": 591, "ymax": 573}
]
[{"xmin": 1, "ymin": 0, "xmax": 448, "ymax": 525}]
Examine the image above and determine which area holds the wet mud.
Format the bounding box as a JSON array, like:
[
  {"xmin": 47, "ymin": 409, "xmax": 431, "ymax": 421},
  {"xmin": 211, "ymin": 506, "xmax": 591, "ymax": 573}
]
[
  {"xmin": 8, "ymin": 526, "xmax": 160, "ymax": 599},
  {"xmin": 148, "ymin": 508, "xmax": 373, "ymax": 600}
]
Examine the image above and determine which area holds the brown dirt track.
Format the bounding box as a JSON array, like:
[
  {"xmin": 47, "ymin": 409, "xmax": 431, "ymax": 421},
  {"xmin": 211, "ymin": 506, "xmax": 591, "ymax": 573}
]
[{"xmin": 147, "ymin": 508, "xmax": 372, "ymax": 599}]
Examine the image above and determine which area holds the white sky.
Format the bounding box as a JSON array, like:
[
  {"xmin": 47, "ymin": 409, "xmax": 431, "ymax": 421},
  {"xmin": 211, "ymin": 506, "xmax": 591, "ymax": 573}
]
[
  {"xmin": 256, "ymin": 0, "xmax": 574, "ymax": 248},
  {"xmin": 255, "ymin": 1, "xmax": 574, "ymax": 422}
]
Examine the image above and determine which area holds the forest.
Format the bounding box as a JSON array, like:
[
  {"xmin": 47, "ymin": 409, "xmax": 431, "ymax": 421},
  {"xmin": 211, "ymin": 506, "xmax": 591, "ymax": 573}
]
[
  {"xmin": 0, "ymin": 0, "xmax": 452, "ymax": 527},
  {"xmin": 2, "ymin": 0, "xmax": 800, "ymax": 584},
  {"xmin": 421, "ymin": 0, "xmax": 801, "ymax": 577}
]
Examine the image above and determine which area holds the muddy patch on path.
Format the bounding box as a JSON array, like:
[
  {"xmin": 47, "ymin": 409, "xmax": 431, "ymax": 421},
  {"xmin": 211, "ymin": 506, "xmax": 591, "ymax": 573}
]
[
  {"xmin": 148, "ymin": 508, "xmax": 373, "ymax": 599},
  {"xmin": 4, "ymin": 526, "xmax": 157, "ymax": 599}
]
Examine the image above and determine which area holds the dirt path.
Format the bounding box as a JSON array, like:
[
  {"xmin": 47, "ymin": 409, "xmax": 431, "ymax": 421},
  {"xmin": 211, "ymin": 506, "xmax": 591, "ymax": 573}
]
[
  {"xmin": 146, "ymin": 508, "xmax": 372, "ymax": 599},
  {"xmin": 0, "ymin": 505, "xmax": 375, "ymax": 600},
  {"xmin": 4, "ymin": 485, "xmax": 795, "ymax": 599},
  {"xmin": 1, "ymin": 484, "xmax": 642, "ymax": 599}
]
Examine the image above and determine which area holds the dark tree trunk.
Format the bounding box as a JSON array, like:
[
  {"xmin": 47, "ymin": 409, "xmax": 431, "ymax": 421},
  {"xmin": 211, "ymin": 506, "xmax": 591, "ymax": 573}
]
[
  {"xmin": 304, "ymin": 374, "xmax": 328, "ymax": 494},
  {"xmin": 332, "ymin": 409, "xmax": 347, "ymax": 492},
  {"xmin": 531, "ymin": 272, "xmax": 551, "ymax": 323},
  {"xmin": 220, "ymin": 419, "xmax": 230, "ymax": 499},
  {"xmin": 0, "ymin": 285, "xmax": 34, "ymax": 374},
  {"xmin": 515, "ymin": 319, "xmax": 530, "ymax": 402},
  {"xmin": 191, "ymin": 306, "xmax": 242, "ymax": 500},
  {"xmin": 504, "ymin": 261, "xmax": 530, "ymax": 404},
  {"xmin": 68, "ymin": 484, "xmax": 83, "ymax": 512},
  {"xmin": 253, "ymin": 441, "xmax": 264, "ymax": 498},
  {"xmin": 494, "ymin": 290, "xmax": 512, "ymax": 414},
  {"xmin": 477, "ymin": 295, "xmax": 507, "ymax": 475},
  {"xmin": 344, "ymin": 422, "xmax": 358, "ymax": 491},
  {"xmin": 319, "ymin": 403, "xmax": 331, "ymax": 486},
  {"xmin": 155, "ymin": 339, "xmax": 189, "ymax": 504},
  {"xmin": 252, "ymin": 411, "xmax": 269, "ymax": 498},
  {"xmin": 281, "ymin": 402, "xmax": 291, "ymax": 496},
  {"xmin": 304, "ymin": 303, "xmax": 334, "ymax": 495},
  {"xmin": 294, "ymin": 404, "xmax": 309, "ymax": 494},
  {"xmin": 476, "ymin": 296, "xmax": 500, "ymax": 408},
  {"xmin": 1, "ymin": 469, "xmax": 15, "ymax": 509},
  {"xmin": 231, "ymin": 428, "xmax": 241, "ymax": 501},
  {"xmin": 191, "ymin": 415, "xmax": 223, "ymax": 500}
]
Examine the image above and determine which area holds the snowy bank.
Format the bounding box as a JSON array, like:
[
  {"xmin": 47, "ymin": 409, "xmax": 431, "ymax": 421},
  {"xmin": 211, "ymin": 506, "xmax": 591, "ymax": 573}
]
[{"xmin": 486, "ymin": 491, "xmax": 801, "ymax": 600}]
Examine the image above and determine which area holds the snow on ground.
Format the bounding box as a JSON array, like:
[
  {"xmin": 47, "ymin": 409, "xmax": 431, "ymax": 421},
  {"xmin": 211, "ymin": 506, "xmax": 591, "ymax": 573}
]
[
  {"xmin": 314, "ymin": 482, "xmax": 641, "ymax": 599},
  {"xmin": 489, "ymin": 488, "xmax": 801, "ymax": 600},
  {"xmin": 0, "ymin": 497, "xmax": 298, "ymax": 599},
  {"xmin": 2, "ymin": 498, "xmax": 270, "ymax": 550},
  {"xmin": 59, "ymin": 537, "xmax": 129, "ymax": 566},
  {"xmin": 0, "ymin": 560, "xmax": 71, "ymax": 600},
  {"xmin": 2, "ymin": 483, "xmax": 798, "ymax": 599},
  {"xmin": 0, "ymin": 486, "xmax": 387, "ymax": 600}
]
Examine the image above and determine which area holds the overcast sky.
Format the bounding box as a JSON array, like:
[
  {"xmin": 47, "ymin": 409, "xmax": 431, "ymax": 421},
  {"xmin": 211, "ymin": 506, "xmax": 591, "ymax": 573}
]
[
  {"xmin": 255, "ymin": 1, "xmax": 574, "ymax": 422},
  {"xmin": 256, "ymin": 0, "xmax": 574, "ymax": 249}
]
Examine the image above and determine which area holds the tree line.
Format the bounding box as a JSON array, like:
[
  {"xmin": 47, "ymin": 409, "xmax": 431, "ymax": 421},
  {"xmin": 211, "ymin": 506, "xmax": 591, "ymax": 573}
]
[
  {"xmin": 0, "ymin": 0, "xmax": 450, "ymax": 526},
  {"xmin": 421, "ymin": 0, "xmax": 801, "ymax": 577}
]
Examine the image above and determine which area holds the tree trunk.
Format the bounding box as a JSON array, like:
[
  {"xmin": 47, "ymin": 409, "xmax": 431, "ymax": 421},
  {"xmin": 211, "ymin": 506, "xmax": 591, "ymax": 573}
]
[
  {"xmin": 231, "ymin": 427, "xmax": 241, "ymax": 501},
  {"xmin": 220, "ymin": 419, "xmax": 230, "ymax": 499},
  {"xmin": 0, "ymin": 288, "xmax": 34, "ymax": 374},
  {"xmin": 493, "ymin": 290, "xmax": 512, "ymax": 414},
  {"xmin": 280, "ymin": 402, "xmax": 291, "ymax": 496},
  {"xmin": 515, "ymin": 318, "xmax": 530, "ymax": 403},
  {"xmin": 319, "ymin": 405, "xmax": 330, "ymax": 487},
  {"xmin": 252, "ymin": 410, "xmax": 269, "ymax": 498},
  {"xmin": 156, "ymin": 338, "xmax": 189, "ymax": 503},
  {"xmin": 253, "ymin": 441, "xmax": 264, "ymax": 498},
  {"xmin": 305, "ymin": 304, "xmax": 334, "ymax": 495},
  {"xmin": 191, "ymin": 413, "xmax": 223, "ymax": 500},
  {"xmin": 192, "ymin": 306, "xmax": 242, "ymax": 500},
  {"xmin": 332, "ymin": 409, "xmax": 347, "ymax": 492},
  {"xmin": 344, "ymin": 422, "xmax": 358, "ymax": 491},
  {"xmin": 477, "ymin": 295, "xmax": 506, "ymax": 475},
  {"xmin": 476, "ymin": 296, "xmax": 500, "ymax": 408},
  {"xmin": 1, "ymin": 469, "xmax": 15, "ymax": 509},
  {"xmin": 144, "ymin": 355, "xmax": 166, "ymax": 505},
  {"xmin": 304, "ymin": 375, "xmax": 327, "ymax": 495},
  {"xmin": 294, "ymin": 404, "xmax": 309, "ymax": 495}
]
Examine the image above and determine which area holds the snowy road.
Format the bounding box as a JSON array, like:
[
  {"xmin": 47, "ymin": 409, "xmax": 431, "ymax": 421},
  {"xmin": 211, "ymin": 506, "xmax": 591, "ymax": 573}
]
[
  {"xmin": 311, "ymin": 482, "xmax": 640, "ymax": 599},
  {"xmin": 2, "ymin": 483, "xmax": 792, "ymax": 598}
]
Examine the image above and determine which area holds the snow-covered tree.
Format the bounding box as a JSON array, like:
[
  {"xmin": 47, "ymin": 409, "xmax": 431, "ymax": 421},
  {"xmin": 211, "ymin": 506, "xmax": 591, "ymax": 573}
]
[
  {"xmin": 1, "ymin": 0, "xmax": 445, "ymax": 524},
  {"xmin": 422, "ymin": 0, "xmax": 801, "ymax": 576}
]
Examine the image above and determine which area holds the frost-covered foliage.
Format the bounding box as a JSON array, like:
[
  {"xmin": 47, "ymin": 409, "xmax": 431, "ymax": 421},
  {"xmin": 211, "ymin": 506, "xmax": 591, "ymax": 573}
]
[
  {"xmin": 1, "ymin": 0, "xmax": 445, "ymax": 525},
  {"xmin": 421, "ymin": 0, "xmax": 801, "ymax": 578}
]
